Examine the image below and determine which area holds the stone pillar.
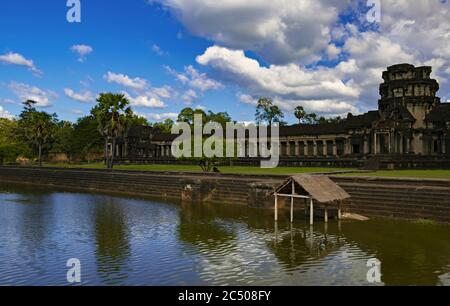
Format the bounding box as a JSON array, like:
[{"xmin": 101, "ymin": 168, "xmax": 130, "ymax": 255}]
[
  {"xmin": 295, "ymin": 142, "xmax": 300, "ymax": 156},
  {"xmin": 313, "ymin": 141, "xmax": 318, "ymax": 156},
  {"xmin": 286, "ymin": 141, "xmax": 291, "ymax": 156},
  {"xmin": 399, "ymin": 135, "xmax": 404, "ymax": 154},
  {"xmin": 333, "ymin": 141, "xmax": 338, "ymax": 156},
  {"xmin": 345, "ymin": 139, "xmax": 351, "ymax": 155},
  {"xmin": 304, "ymin": 141, "xmax": 309, "ymax": 156},
  {"xmin": 364, "ymin": 137, "xmax": 370, "ymax": 154},
  {"xmin": 323, "ymin": 141, "xmax": 327, "ymax": 156}
]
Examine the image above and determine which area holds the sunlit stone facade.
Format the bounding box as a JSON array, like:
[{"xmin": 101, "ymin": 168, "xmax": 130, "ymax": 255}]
[{"xmin": 117, "ymin": 64, "xmax": 450, "ymax": 162}]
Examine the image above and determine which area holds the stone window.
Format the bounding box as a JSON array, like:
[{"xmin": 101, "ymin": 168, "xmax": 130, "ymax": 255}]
[{"xmin": 393, "ymin": 88, "xmax": 404, "ymax": 97}]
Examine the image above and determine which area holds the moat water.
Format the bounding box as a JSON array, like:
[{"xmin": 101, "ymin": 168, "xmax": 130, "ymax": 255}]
[{"xmin": 1, "ymin": 183, "xmax": 450, "ymax": 286}]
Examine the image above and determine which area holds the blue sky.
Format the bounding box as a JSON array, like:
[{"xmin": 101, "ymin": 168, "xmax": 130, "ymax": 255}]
[{"xmin": 0, "ymin": 0, "xmax": 449, "ymax": 123}]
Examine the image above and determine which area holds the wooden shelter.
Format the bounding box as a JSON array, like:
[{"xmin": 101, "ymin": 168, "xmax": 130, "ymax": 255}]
[{"xmin": 273, "ymin": 175, "xmax": 351, "ymax": 225}]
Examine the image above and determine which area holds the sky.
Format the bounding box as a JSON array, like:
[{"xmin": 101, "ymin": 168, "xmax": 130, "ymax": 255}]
[{"xmin": 0, "ymin": 0, "xmax": 449, "ymax": 124}]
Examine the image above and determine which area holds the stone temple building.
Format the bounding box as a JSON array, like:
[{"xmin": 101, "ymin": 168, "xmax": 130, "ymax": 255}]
[{"xmin": 116, "ymin": 64, "xmax": 450, "ymax": 168}]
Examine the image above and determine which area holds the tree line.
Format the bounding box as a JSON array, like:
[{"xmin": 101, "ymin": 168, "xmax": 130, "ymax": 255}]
[{"xmin": 0, "ymin": 95, "xmax": 344, "ymax": 167}]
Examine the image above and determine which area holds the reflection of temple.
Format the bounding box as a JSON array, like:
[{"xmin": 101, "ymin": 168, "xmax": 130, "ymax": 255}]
[{"xmin": 115, "ymin": 64, "xmax": 450, "ymax": 168}]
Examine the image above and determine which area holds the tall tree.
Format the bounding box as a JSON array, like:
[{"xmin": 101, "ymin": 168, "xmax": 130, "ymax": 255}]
[
  {"xmin": 51, "ymin": 121, "xmax": 75, "ymax": 161},
  {"xmin": 177, "ymin": 107, "xmax": 207, "ymax": 125},
  {"xmin": 255, "ymin": 97, "xmax": 286, "ymax": 126},
  {"xmin": 294, "ymin": 106, "xmax": 307, "ymax": 124},
  {"xmin": 18, "ymin": 100, "xmax": 58, "ymax": 166},
  {"xmin": 71, "ymin": 115, "xmax": 104, "ymax": 162},
  {"xmin": 91, "ymin": 93, "xmax": 133, "ymax": 170},
  {"xmin": 152, "ymin": 118, "xmax": 174, "ymax": 133}
]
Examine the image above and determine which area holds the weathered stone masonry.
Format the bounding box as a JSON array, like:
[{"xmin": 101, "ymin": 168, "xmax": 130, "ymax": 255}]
[
  {"xmin": 1, "ymin": 167, "xmax": 450, "ymax": 222},
  {"xmin": 113, "ymin": 64, "xmax": 450, "ymax": 169}
]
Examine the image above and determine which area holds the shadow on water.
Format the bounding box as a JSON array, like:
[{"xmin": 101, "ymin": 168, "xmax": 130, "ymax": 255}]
[
  {"xmin": 92, "ymin": 196, "xmax": 132, "ymax": 285},
  {"xmin": 340, "ymin": 220, "xmax": 450, "ymax": 286}
]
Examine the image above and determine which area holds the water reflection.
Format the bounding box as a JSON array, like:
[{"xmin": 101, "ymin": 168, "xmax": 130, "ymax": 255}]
[
  {"xmin": 0, "ymin": 184, "xmax": 449, "ymax": 286},
  {"xmin": 93, "ymin": 196, "xmax": 131, "ymax": 285}
]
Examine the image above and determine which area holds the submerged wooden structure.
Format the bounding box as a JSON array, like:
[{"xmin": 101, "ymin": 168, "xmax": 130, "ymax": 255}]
[{"xmin": 273, "ymin": 175, "xmax": 351, "ymax": 225}]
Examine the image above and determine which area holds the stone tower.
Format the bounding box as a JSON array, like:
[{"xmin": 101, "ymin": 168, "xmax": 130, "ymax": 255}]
[{"xmin": 378, "ymin": 63, "xmax": 441, "ymax": 129}]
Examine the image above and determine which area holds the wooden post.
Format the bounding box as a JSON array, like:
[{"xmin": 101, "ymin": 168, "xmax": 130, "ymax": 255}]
[
  {"xmin": 274, "ymin": 193, "xmax": 278, "ymax": 221},
  {"xmin": 291, "ymin": 181, "xmax": 295, "ymax": 223},
  {"xmin": 337, "ymin": 201, "xmax": 342, "ymax": 220},
  {"xmin": 310, "ymin": 197, "xmax": 314, "ymax": 225},
  {"xmin": 324, "ymin": 206, "xmax": 328, "ymax": 223}
]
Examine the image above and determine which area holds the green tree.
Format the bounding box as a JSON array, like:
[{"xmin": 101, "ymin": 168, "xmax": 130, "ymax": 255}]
[
  {"xmin": 51, "ymin": 121, "xmax": 75, "ymax": 160},
  {"xmin": 0, "ymin": 118, "xmax": 30, "ymax": 164},
  {"xmin": 177, "ymin": 107, "xmax": 207, "ymax": 125},
  {"xmin": 294, "ymin": 106, "xmax": 307, "ymax": 124},
  {"xmin": 71, "ymin": 115, "xmax": 104, "ymax": 162},
  {"xmin": 152, "ymin": 118, "xmax": 174, "ymax": 133},
  {"xmin": 255, "ymin": 97, "xmax": 286, "ymax": 126},
  {"xmin": 91, "ymin": 93, "xmax": 133, "ymax": 170},
  {"xmin": 18, "ymin": 100, "xmax": 58, "ymax": 166},
  {"xmin": 206, "ymin": 111, "xmax": 232, "ymax": 128},
  {"xmin": 305, "ymin": 112, "xmax": 318, "ymax": 124}
]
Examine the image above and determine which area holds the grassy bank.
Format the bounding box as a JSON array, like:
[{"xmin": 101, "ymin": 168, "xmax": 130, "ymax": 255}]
[
  {"xmin": 43, "ymin": 163, "xmax": 349, "ymax": 175},
  {"xmin": 41, "ymin": 163, "xmax": 450, "ymax": 179},
  {"xmin": 338, "ymin": 170, "xmax": 450, "ymax": 180}
]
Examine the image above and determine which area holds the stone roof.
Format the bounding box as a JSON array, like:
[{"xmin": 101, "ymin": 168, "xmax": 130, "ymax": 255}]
[
  {"xmin": 279, "ymin": 111, "xmax": 380, "ymax": 136},
  {"xmin": 152, "ymin": 133, "xmax": 179, "ymax": 142},
  {"xmin": 426, "ymin": 103, "xmax": 450, "ymax": 123}
]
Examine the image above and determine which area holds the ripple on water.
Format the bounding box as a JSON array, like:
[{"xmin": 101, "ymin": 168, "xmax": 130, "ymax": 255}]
[{"xmin": 1, "ymin": 189, "xmax": 450, "ymax": 286}]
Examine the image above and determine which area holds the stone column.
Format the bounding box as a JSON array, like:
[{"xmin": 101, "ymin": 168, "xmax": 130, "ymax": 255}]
[
  {"xmin": 333, "ymin": 141, "xmax": 338, "ymax": 156},
  {"xmin": 364, "ymin": 137, "xmax": 370, "ymax": 154},
  {"xmin": 286, "ymin": 141, "xmax": 291, "ymax": 156},
  {"xmin": 304, "ymin": 141, "xmax": 309, "ymax": 156},
  {"xmin": 295, "ymin": 141, "xmax": 300, "ymax": 157},
  {"xmin": 323, "ymin": 141, "xmax": 327, "ymax": 156},
  {"xmin": 313, "ymin": 141, "xmax": 318, "ymax": 156},
  {"xmin": 344, "ymin": 139, "xmax": 351, "ymax": 155}
]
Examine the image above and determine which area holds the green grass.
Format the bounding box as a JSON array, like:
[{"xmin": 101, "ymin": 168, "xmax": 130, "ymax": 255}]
[
  {"xmin": 44, "ymin": 163, "xmax": 350, "ymax": 175},
  {"xmin": 43, "ymin": 163, "xmax": 450, "ymax": 179},
  {"xmin": 339, "ymin": 170, "xmax": 450, "ymax": 180}
]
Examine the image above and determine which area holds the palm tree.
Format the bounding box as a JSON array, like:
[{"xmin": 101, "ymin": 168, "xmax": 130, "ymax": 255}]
[
  {"xmin": 91, "ymin": 93, "xmax": 132, "ymax": 170},
  {"xmin": 294, "ymin": 106, "xmax": 307, "ymax": 124}
]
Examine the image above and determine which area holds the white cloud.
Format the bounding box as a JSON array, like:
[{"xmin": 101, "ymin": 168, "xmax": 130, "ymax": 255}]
[
  {"xmin": 104, "ymin": 72, "xmax": 149, "ymax": 91},
  {"xmin": 0, "ymin": 98, "xmax": 16, "ymax": 105},
  {"xmin": 326, "ymin": 44, "xmax": 341, "ymax": 60},
  {"xmin": 151, "ymin": 0, "xmax": 347, "ymax": 65},
  {"xmin": 194, "ymin": 104, "xmax": 206, "ymax": 110},
  {"xmin": 64, "ymin": 88, "xmax": 96, "ymax": 103},
  {"xmin": 140, "ymin": 112, "xmax": 178, "ymax": 121},
  {"xmin": 166, "ymin": 65, "xmax": 223, "ymax": 92},
  {"xmin": 181, "ymin": 89, "xmax": 198, "ymax": 104},
  {"xmin": 237, "ymin": 93, "xmax": 257, "ymax": 106},
  {"xmin": 123, "ymin": 91, "xmax": 167, "ymax": 109},
  {"xmin": 0, "ymin": 106, "xmax": 14, "ymax": 119},
  {"xmin": 152, "ymin": 44, "xmax": 166, "ymax": 56},
  {"xmin": 71, "ymin": 44, "xmax": 93, "ymax": 62},
  {"xmin": 152, "ymin": 86, "xmax": 174, "ymax": 99},
  {"xmin": 151, "ymin": 0, "xmax": 450, "ymax": 116},
  {"xmin": 196, "ymin": 46, "xmax": 360, "ymax": 115},
  {"xmin": 70, "ymin": 109, "xmax": 85, "ymax": 116},
  {"xmin": 0, "ymin": 52, "xmax": 42, "ymax": 76},
  {"xmin": 8, "ymin": 82, "xmax": 57, "ymax": 108}
]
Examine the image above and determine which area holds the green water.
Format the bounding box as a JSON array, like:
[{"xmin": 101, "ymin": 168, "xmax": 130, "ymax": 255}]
[{"xmin": 0, "ymin": 183, "xmax": 449, "ymax": 286}]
